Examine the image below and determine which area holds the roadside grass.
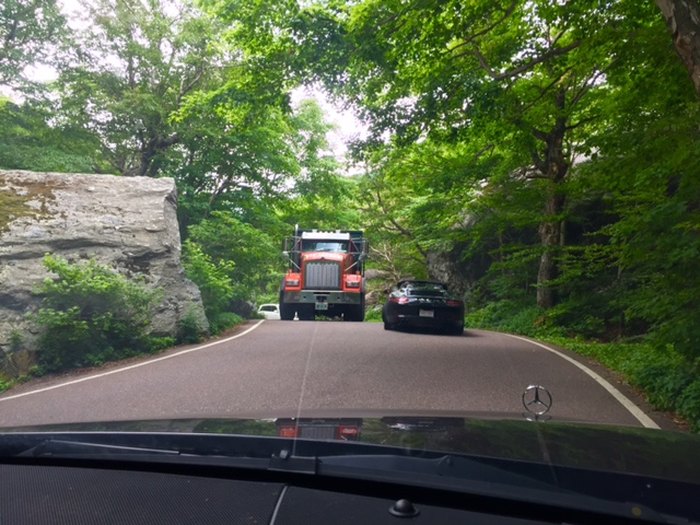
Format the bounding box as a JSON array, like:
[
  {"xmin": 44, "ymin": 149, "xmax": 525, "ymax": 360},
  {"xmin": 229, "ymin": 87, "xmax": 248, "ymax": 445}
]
[
  {"xmin": 467, "ymin": 306, "xmax": 700, "ymax": 432},
  {"xmin": 364, "ymin": 306, "xmax": 382, "ymax": 322}
]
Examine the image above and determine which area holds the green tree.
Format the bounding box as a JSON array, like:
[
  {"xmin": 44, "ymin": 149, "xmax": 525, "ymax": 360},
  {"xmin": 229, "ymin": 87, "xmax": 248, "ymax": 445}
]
[
  {"xmin": 338, "ymin": 0, "xmax": 655, "ymax": 309},
  {"xmin": 187, "ymin": 212, "xmax": 279, "ymax": 303},
  {"xmin": 0, "ymin": 0, "xmax": 66, "ymax": 88},
  {"xmin": 56, "ymin": 0, "xmax": 223, "ymax": 176},
  {"xmin": 0, "ymin": 97, "xmax": 107, "ymax": 172}
]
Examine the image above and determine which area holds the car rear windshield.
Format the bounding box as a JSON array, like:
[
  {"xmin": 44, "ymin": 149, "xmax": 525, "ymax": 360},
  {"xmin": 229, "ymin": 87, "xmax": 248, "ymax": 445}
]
[{"xmin": 406, "ymin": 284, "xmax": 448, "ymax": 296}]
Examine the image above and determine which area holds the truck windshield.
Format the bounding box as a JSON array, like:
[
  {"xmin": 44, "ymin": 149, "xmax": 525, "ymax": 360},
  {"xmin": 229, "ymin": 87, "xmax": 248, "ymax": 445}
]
[{"xmin": 302, "ymin": 241, "xmax": 348, "ymax": 253}]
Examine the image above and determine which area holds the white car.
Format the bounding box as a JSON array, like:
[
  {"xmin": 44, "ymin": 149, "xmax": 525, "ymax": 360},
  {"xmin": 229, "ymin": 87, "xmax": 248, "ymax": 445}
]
[{"xmin": 257, "ymin": 303, "xmax": 280, "ymax": 320}]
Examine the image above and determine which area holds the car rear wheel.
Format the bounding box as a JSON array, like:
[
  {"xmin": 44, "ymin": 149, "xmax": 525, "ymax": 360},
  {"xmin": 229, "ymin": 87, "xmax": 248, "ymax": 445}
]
[
  {"xmin": 448, "ymin": 323, "xmax": 464, "ymax": 336},
  {"xmin": 382, "ymin": 311, "xmax": 394, "ymax": 330}
]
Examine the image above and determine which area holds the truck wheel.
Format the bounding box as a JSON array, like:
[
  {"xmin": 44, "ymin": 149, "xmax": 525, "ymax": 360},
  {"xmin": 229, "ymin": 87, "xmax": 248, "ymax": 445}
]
[
  {"xmin": 345, "ymin": 302, "xmax": 365, "ymax": 322},
  {"xmin": 279, "ymin": 302, "xmax": 295, "ymax": 321},
  {"xmin": 298, "ymin": 304, "xmax": 315, "ymax": 321}
]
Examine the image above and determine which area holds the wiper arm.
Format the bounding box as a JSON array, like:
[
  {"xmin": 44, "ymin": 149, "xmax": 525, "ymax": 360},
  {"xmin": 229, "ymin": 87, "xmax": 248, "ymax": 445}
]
[{"xmin": 17, "ymin": 439, "xmax": 181, "ymax": 458}]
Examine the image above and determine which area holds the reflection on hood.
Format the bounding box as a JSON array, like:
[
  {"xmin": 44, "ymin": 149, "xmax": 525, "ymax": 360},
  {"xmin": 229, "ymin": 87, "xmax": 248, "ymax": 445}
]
[{"xmin": 5, "ymin": 414, "xmax": 700, "ymax": 485}]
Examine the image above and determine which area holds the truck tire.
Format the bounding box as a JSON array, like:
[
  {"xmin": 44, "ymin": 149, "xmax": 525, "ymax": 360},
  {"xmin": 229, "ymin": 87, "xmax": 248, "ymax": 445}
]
[
  {"xmin": 344, "ymin": 299, "xmax": 365, "ymax": 322},
  {"xmin": 298, "ymin": 304, "xmax": 315, "ymax": 321},
  {"xmin": 279, "ymin": 302, "xmax": 295, "ymax": 321}
]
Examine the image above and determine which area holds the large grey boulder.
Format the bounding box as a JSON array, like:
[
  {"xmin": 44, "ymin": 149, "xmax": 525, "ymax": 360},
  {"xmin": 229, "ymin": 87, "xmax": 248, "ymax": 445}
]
[{"xmin": 0, "ymin": 170, "xmax": 207, "ymax": 374}]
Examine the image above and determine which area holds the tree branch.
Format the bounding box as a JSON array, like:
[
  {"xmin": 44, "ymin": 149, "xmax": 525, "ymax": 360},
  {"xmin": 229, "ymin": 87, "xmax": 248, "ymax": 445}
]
[{"xmin": 474, "ymin": 40, "xmax": 581, "ymax": 81}]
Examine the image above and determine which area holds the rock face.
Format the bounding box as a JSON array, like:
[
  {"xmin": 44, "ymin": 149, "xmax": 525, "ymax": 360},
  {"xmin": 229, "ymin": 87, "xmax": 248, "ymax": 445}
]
[
  {"xmin": 426, "ymin": 251, "xmax": 469, "ymax": 297},
  {"xmin": 0, "ymin": 170, "xmax": 208, "ymax": 374}
]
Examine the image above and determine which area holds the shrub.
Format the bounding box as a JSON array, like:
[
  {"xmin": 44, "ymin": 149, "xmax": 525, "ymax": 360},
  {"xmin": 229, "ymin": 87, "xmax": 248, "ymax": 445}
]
[
  {"xmin": 34, "ymin": 255, "xmax": 158, "ymax": 372},
  {"xmin": 148, "ymin": 337, "xmax": 176, "ymax": 352},
  {"xmin": 9, "ymin": 330, "xmax": 23, "ymax": 353},
  {"xmin": 177, "ymin": 308, "xmax": 205, "ymax": 344},
  {"xmin": 182, "ymin": 240, "xmax": 235, "ymax": 329},
  {"xmin": 209, "ymin": 312, "xmax": 243, "ymax": 335},
  {"xmin": 364, "ymin": 307, "xmax": 382, "ymax": 322},
  {"xmin": 467, "ymin": 301, "xmax": 558, "ymax": 337}
]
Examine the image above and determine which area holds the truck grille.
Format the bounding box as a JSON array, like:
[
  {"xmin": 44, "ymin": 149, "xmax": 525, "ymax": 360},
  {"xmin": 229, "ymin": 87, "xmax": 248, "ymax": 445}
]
[{"xmin": 304, "ymin": 261, "xmax": 341, "ymax": 290}]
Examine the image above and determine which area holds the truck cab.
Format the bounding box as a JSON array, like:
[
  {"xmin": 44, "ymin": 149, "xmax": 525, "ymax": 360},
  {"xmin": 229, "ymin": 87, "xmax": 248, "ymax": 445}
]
[{"xmin": 279, "ymin": 229, "xmax": 367, "ymax": 321}]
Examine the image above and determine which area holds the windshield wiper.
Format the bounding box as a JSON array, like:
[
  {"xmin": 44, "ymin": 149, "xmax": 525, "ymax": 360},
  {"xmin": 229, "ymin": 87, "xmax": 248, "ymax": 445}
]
[{"xmin": 15, "ymin": 439, "xmax": 181, "ymax": 458}]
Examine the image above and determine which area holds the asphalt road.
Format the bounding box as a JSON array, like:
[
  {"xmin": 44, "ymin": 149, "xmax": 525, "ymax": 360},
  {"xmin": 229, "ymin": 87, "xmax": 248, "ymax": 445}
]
[{"xmin": 0, "ymin": 320, "xmax": 660, "ymax": 428}]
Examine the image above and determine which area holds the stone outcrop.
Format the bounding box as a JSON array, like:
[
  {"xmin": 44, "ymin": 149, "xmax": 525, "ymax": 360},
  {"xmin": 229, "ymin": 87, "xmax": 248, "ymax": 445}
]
[
  {"xmin": 0, "ymin": 170, "xmax": 208, "ymax": 374},
  {"xmin": 426, "ymin": 251, "xmax": 471, "ymax": 299}
]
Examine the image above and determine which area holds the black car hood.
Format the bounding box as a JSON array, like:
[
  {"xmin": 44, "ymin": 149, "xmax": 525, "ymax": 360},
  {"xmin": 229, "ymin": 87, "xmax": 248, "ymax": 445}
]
[{"xmin": 3, "ymin": 411, "xmax": 699, "ymax": 486}]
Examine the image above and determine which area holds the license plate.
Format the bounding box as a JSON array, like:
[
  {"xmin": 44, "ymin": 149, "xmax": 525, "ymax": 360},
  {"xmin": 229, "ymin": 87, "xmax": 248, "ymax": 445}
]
[
  {"xmin": 419, "ymin": 309, "xmax": 434, "ymax": 318},
  {"xmin": 316, "ymin": 302, "xmax": 328, "ymax": 311}
]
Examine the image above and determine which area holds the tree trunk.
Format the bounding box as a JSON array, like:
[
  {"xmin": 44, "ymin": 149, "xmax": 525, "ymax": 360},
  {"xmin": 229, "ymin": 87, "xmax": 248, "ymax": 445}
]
[
  {"xmin": 536, "ymin": 188, "xmax": 565, "ymax": 309},
  {"xmin": 655, "ymin": 0, "xmax": 700, "ymax": 96},
  {"xmin": 533, "ymin": 90, "xmax": 569, "ymax": 309}
]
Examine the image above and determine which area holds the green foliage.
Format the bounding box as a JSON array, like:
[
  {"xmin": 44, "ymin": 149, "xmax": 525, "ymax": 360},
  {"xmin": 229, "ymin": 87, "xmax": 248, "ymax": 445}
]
[
  {"xmin": 177, "ymin": 308, "xmax": 205, "ymax": 344},
  {"xmin": 34, "ymin": 255, "xmax": 160, "ymax": 371},
  {"xmin": 148, "ymin": 337, "xmax": 176, "ymax": 353},
  {"xmin": 182, "ymin": 239, "xmax": 235, "ymax": 333},
  {"xmin": 467, "ymin": 301, "xmax": 559, "ymax": 338},
  {"xmin": 0, "ymin": 378, "xmax": 12, "ymax": 393},
  {"xmin": 363, "ymin": 306, "xmax": 382, "ymax": 323},
  {"xmin": 56, "ymin": 0, "xmax": 227, "ymax": 177},
  {"xmin": 186, "ymin": 214, "xmax": 278, "ymax": 302},
  {"xmin": 209, "ymin": 312, "xmax": 243, "ymax": 335},
  {"xmin": 8, "ymin": 330, "xmax": 23, "ymax": 353},
  {"xmin": 0, "ymin": 98, "xmax": 107, "ymax": 172},
  {"xmin": 0, "ymin": 0, "xmax": 67, "ymax": 88}
]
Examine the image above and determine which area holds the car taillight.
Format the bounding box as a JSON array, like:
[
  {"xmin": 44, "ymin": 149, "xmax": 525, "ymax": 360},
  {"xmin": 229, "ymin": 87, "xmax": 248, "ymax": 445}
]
[
  {"xmin": 285, "ymin": 278, "xmax": 300, "ymax": 287},
  {"xmin": 389, "ymin": 296, "xmax": 410, "ymax": 304},
  {"xmin": 446, "ymin": 299, "xmax": 463, "ymax": 307},
  {"xmin": 278, "ymin": 425, "xmax": 298, "ymax": 438},
  {"xmin": 336, "ymin": 425, "xmax": 359, "ymax": 440},
  {"xmin": 345, "ymin": 280, "xmax": 360, "ymax": 288}
]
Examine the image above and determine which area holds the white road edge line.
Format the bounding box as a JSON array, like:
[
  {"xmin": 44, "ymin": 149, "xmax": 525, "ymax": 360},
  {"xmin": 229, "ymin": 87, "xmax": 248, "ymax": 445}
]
[
  {"xmin": 0, "ymin": 320, "xmax": 266, "ymax": 403},
  {"xmin": 500, "ymin": 332, "xmax": 660, "ymax": 429}
]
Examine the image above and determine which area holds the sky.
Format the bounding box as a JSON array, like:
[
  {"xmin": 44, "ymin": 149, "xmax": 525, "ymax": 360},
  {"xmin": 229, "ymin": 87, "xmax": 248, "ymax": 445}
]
[{"xmin": 291, "ymin": 85, "xmax": 368, "ymax": 167}]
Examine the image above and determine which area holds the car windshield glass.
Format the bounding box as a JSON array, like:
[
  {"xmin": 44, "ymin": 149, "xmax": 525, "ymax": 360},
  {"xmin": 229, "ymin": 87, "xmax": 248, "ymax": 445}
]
[{"xmin": 301, "ymin": 241, "xmax": 348, "ymax": 252}]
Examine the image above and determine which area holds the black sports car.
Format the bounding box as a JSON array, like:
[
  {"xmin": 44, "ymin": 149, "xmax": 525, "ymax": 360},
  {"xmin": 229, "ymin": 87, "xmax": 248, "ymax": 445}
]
[{"xmin": 382, "ymin": 280, "xmax": 465, "ymax": 335}]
